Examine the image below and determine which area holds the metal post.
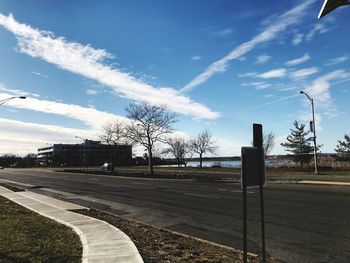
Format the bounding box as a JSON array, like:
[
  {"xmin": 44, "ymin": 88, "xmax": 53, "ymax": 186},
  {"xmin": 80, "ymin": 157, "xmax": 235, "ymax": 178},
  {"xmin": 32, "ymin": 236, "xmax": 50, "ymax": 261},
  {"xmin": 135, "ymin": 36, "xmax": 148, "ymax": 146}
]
[
  {"xmin": 83, "ymin": 140, "xmax": 86, "ymax": 172},
  {"xmin": 259, "ymin": 179, "xmax": 266, "ymax": 263},
  {"xmin": 242, "ymin": 153, "xmax": 248, "ymax": 263},
  {"xmin": 300, "ymin": 91, "xmax": 319, "ymax": 175},
  {"xmin": 253, "ymin": 124, "xmax": 266, "ymax": 263},
  {"xmin": 311, "ymin": 99, "xmax": 319, "ymax": 175}
]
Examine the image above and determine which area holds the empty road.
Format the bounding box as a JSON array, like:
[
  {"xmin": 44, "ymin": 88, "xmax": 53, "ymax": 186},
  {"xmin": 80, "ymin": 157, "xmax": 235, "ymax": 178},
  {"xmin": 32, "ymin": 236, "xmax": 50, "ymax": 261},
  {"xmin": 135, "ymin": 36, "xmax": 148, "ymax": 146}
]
[{"xmin": 0, "ymin": 168, "xmax": 349, "ymax": 262}]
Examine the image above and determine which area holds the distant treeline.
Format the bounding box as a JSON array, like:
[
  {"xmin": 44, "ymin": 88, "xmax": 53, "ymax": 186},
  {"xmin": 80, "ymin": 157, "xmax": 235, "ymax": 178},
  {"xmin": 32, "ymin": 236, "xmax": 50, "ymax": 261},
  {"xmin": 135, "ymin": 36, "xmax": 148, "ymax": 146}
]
[
  {"xmin": 162, "ymin": 153, "xmax": 338, "ymax": 163},
  {"xmin": 0, "ymin": 154, "xmax": 37, "ymax": 167}
]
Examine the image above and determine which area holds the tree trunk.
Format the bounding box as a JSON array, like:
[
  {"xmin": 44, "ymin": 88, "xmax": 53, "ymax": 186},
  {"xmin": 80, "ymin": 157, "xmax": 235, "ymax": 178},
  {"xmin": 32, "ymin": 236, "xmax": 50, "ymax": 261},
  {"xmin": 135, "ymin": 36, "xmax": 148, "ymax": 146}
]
[
  {"xmin": 199, "ymin": 153, "xmax": 203, "ymax": 168},
  {"xmin": 110, "ymin": 149, "xmax": 114, "ymax": 174},
  {"xmin": 148, "ymin": 147, "xmax": 154, "ymax": 175}
]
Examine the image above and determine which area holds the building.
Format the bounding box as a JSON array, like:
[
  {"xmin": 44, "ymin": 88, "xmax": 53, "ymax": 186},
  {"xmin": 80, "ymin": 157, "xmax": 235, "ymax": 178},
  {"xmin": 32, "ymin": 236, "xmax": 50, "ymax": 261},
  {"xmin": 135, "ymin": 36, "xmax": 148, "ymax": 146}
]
[{"xmin": 37, "ymin": 140, "xmax": 132, "ymax": 167}]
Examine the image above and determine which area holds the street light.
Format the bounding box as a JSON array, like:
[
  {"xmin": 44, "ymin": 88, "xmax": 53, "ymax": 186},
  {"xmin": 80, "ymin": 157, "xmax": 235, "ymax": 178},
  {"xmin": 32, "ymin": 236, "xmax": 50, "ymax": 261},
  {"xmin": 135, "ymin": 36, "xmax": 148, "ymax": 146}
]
[
  {"xmin": 0, "ymin": 96, "xmax": 26, "ymax": 105},
  {"xmin": 75, "ymin": 136, "xmax": 86, "ymax": 172},
  {"xmin": 300, "ymin": 91, "xmax": 319, "ymax": 175}
]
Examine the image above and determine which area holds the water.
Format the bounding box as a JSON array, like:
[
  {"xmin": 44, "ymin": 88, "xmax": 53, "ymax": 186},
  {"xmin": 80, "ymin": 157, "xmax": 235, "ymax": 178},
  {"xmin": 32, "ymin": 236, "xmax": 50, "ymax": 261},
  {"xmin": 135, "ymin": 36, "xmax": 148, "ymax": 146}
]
[
  {"xmin": 162, "ymin": 159, "xmax": 296, "ymax": 168},
  {"xmin": 186, "ymin": 160, "xmax": 240, "ymax": 168}
]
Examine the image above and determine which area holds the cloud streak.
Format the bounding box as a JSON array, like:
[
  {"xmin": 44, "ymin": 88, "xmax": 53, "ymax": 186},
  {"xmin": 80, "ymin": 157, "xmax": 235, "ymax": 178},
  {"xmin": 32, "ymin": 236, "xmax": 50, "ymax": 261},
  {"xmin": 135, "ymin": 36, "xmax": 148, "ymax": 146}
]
[
  {"xmin": 0, "ymin": 118, "xmax": 94, "ymax": 155},
  {"xmin": 239, "ymin": 94, "xmax": 300, "ymax": 112},
  {"xmin": 32, "ymin": 71, "xmax": 49, "ymax": 78},
  {"xmin": 255, "ymin": 55, "xmax": 271, "ymax": 64},
  {"xmin": 0, "ymin": 92, "xmax": 126, "ymax": 130},
  {"xmin": 324, "ymin": 56, "xmax": 348, "ymax": 66},
  {"xmin": 0, "ymin": 13, "xmax": 219, "ymax": 120},
  {"xmin": 258, "ymin": 68, "xmax": 286, "ymax": 79},
  {"xmin": 289, "ymin": 67, "xmax": 319, "ymax": 80},
  {"xmin": 241, "ymin": 81, "xmax": 271, "ymax": 90},
  {"xmin": 285, "ymin": 53, "xmax": 310, "ymax": 66},
  {"xmin": 305, "ymin": 70, "xmax": 350, "ymax": 117},
  {"xmin": 180, "ymin": 0, "xmax": 316, "ymax": 93}
]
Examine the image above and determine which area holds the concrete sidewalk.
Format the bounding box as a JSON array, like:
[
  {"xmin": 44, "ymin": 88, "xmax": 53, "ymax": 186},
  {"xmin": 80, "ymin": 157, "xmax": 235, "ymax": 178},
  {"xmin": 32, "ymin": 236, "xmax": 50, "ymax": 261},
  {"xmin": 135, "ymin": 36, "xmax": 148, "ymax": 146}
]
[{"xmin": 0, "ymin": 186, "xmax": 144, "ymax": 263}]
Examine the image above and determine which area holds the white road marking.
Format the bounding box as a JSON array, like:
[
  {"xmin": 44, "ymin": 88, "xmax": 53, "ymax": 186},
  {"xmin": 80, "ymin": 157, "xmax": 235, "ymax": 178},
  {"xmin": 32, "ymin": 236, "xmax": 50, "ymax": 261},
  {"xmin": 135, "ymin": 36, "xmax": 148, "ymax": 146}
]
[
  {"xmin": 183, "ymin": 193, "xmax": 219, "ymax": 199},
  {"xmin": 217, "ymin": 188, "xmax": 255, "ymax": 194}
]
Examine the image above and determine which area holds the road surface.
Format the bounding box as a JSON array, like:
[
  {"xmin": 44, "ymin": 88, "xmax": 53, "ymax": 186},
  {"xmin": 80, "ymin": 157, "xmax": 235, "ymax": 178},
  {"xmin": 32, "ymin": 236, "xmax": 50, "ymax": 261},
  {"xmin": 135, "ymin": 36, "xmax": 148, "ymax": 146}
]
[{"xmin": 0, "ymin": 168, "xmax": 349, "ymax": 262}]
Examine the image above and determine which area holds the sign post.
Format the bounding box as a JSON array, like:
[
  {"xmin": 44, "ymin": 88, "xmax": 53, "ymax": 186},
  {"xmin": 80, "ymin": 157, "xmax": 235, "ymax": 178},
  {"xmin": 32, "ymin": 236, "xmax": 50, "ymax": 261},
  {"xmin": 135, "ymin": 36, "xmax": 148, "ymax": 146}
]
[
  {"xmin": 241, "ymin": 148, "xmax": 248, "ymax": 263},
  {"xmin": 253, "ymin": 124, "xmax": 267, "ymax": 263},
  {"xmin": 241, "ymin": 123, "xmax": 266, "ymax": 263}
]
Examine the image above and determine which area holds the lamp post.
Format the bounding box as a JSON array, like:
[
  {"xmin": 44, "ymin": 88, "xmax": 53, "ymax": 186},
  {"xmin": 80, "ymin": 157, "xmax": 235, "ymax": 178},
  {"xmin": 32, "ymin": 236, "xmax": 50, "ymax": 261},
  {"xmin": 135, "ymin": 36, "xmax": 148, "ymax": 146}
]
[
  {"xmin": 0, "ymin": 96, "xmax": 26, "ymax": 105},
  {"xmin": 300, "ymin": 91, "xmax": 319, "ymax": 175},
  {"xmin": 0, "ymin": 96, "xmax": 26, "ymax": 167},
  {"xmin": 75, "ymin": 136, "xmax": 86, "ymax": 172}
]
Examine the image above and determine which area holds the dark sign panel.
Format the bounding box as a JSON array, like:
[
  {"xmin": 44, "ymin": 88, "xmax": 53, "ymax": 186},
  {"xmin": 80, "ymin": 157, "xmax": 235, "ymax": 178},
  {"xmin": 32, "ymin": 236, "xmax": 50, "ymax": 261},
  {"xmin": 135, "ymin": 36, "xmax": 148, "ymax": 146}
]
[{"xmin": 241, "ymin": 147, "xmax": 266, "ymax": 189}]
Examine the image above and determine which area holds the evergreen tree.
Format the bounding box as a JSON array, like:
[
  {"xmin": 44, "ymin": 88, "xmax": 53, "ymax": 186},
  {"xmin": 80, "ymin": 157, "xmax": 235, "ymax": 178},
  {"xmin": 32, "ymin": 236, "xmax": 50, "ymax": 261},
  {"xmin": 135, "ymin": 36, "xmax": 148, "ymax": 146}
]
[
  {"xmin": 335, "ymin": 134, "xmax": 350, "ymax": 161},
  {"xmin": 281, "ymin": 121, "xmax": 314, "ymax": 168}
]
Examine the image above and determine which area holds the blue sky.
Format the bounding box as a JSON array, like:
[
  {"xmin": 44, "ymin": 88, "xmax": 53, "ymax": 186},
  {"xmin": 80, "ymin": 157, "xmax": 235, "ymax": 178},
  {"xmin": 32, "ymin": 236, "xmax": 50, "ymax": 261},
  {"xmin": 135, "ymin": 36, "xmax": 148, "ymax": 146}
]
[{"xmin": 0, "ymin": 0, "xmax": 349, "ymax": 156}]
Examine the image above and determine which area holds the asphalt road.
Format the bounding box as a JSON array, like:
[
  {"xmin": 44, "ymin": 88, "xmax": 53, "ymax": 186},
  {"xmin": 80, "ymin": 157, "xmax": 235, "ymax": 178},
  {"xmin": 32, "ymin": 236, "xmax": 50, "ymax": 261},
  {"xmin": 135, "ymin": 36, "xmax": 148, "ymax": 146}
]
[{"xmin": 0, "ymin": 168, "xmax": 349, "ymax": 263}]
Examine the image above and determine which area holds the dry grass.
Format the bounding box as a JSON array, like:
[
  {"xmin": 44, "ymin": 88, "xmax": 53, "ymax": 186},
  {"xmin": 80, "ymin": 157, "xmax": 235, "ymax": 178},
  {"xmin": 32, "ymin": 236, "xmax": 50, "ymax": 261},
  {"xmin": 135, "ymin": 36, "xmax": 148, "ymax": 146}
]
[
  {"xmin": 0, "ymin": 195, "xmax": 82, "ymax": 263},
  {"xmin": 77, "ymin": 209, "xmax": 280, "ymax": 263}
]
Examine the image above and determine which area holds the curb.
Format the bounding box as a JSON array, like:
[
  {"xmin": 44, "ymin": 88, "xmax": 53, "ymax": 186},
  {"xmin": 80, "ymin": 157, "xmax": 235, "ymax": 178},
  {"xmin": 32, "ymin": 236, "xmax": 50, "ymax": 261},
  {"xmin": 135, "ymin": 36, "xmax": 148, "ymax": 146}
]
[
  {"xmin": 0, "ymin": 185, "xmax": 144, "ymax": 263},
  {"xmin": 297, "ymin": 180, "xmax": 350, "ymax": 186}
]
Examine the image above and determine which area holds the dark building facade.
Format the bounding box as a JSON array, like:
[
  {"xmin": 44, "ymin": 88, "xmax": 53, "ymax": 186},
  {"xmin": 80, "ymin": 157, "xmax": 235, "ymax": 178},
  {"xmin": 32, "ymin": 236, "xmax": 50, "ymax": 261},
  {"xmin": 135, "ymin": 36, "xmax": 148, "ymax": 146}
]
[{"xmin": 37, "ymin": 140, "xmax": 132, "ymax": 167}]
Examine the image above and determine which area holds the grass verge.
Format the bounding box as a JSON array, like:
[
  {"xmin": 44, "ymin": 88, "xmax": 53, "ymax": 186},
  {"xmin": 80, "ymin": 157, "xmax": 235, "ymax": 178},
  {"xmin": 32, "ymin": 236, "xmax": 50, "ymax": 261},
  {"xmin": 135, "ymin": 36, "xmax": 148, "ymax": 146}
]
[
  {"xmin": 77, "ymin": 208, "xmax": 278, "ymax": 263},
  {"xmin": 0, "ymin": 195, "xmax": 82, "ymax": 263}
]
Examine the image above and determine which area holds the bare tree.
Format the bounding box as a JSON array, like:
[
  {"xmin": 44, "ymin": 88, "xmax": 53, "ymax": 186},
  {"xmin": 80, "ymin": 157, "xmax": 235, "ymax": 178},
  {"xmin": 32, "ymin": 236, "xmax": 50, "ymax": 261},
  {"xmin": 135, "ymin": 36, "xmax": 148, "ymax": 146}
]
[
  {"xmin": 125, "ymin": 101, "xmax": 177, "ymax": 175},
  {"xmin": 163, "ymin": 137, "xmax": 189, "ymax": 167},
  {"xmin": 99, "ymin": 120, "xmax": 128, "ymax": 145},
  {"xmin": 190, "ymin": 130, "xmax": 217, "ymax": 168},
  {"xmin": 99, "ymin": 120, "xmax": 132, "ymax": 172},
  {"xmin": 263, "ymin": 132, "xmax": 276, "ymax": 157}
]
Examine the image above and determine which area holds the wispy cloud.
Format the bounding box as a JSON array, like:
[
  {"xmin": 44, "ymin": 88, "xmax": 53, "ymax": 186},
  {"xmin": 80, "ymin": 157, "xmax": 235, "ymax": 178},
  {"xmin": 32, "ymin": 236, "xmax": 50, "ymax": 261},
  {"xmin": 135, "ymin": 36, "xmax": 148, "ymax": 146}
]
[
  {"xmin": 305, "ymin": 70, "xmax": 350, "ymax": 117},
  {"xmin": 324, "ymin": 56, "xmax": 348, "ymax": 66},
  {"xmin": 258, "ymin": 68, "xmax": 286, "ymax": 79},
  {"xmin": 285, "ymin": 53, "xmax": 310, "ymax": 66},
  {"xmin": 241, "ymin": 82, "xmax": 271, "ymax": 90},
  {"xmin": 212, "ymin": 28, "xmax": 234, "ymax": 37},
  {"xmin": 238, "ymin": 72, "xmax": 257, "ymax": 78},
  {"xmin": 0, "ymin": 13, "xmax": 219, "ymax": 120},
  {"xmin": 0, "ymin": 92, "xmax": 127, "ymax": 130},
  {"xmin": 240, "ymin": 94, "xmax": 300, "ymax": 112},
  {"xmin": 0, "ymin": 118, "xmax": 93, "ymax": 155},
  {"xmin": 305, "ymin": 23, "xmax": 330, "ymax": 41},
  {"xmin": 292, "ymin": 33, "xmax": 303, "ymax": 45},
  {"xmin": 0, "ymin": 83, "xmax": 40, "ymax": 98},
  {"xmin": 86, "ymin": 89, "xmax": 98, "ymax": 95},
  {"xmin": 289, "ymin": 67, "xmax": 319, "ymax": 80},
  {"xmin": 180, "ymin": 0, "xmax": 317, "ymax": 93},
  {"xmin": 191, "ymin": 55, "xmax": 202, "ymax": 61},
  {"xmin": 32, "ymin": 71, "xmax": 49, "ymax": 78},
  {"xmin": 255, "ymin": 55, "xmax": 271, "ymax": 64}
]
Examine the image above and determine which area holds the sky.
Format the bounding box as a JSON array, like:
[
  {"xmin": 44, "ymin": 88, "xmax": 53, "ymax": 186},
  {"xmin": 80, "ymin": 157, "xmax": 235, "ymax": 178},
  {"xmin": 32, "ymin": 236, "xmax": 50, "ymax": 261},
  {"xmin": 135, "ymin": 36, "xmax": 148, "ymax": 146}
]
[{"xmin": 0, "ymin": 0, "xmax": 349, "ymax": 157}]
